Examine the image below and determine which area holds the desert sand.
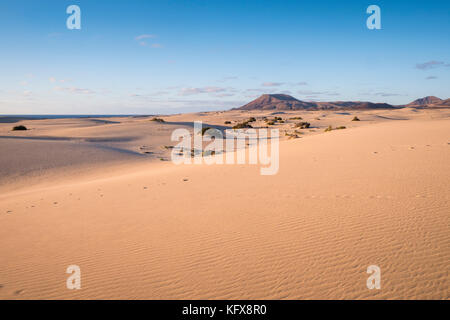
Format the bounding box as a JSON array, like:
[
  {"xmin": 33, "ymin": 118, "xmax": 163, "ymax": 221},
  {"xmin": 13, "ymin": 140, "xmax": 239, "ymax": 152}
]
[{"xmin": 0, "ymin": 108, "xmax": 449, "ymax": 299}]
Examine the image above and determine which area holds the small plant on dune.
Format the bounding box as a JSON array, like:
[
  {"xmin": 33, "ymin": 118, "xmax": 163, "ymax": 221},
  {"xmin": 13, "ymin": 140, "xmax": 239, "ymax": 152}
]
[
  {"xmin": 295, "ymin": 122, "xmax": 310, "ymax": 129},
  {"xmin": 224, "ymin": 121, "xmax": 232, "ymax": 124},
  {"xmin": 325, "ymin": 125, "xmax": 346, "ymax": 132},
  {"xmin": 279, "ymin": 120, "xmax": 285, "ymax": 123},
  {"xmin": 352, "ymin": 116, "xmax": 360, "ymax": 121},
  {"xmin": 289, "ymin": 116, "xmax": 303, "ymax": 120},
  {"xmin": 232, "ymin": 121, "xmax": 253, "ymax": 129},
  {"xmin": 266, "ymin": 121, "xmax": 275, "ymax": 125},
  {"xmin": 150, "ymin": 117, "xmax": 165, "ymax": 123},
  {"xmin": 248, "ymin": 117, "xmax": 256, "ymax": 122},
  {"xmin": 275, "ymin": 116, "xmax": 283, "ymax": 121},
  {"xmin": 12, "ymin": 125, "xmax": 27, "ymax": 131}
]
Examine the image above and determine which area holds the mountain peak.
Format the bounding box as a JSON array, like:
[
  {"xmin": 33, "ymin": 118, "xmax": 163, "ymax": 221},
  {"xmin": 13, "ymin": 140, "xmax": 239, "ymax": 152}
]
[
  {"xmin": 407, "ymin": 96, "xmax": 443, "ymax": 106},
  {"xmin": 236, "ymin": 94, "xmax": 313, "ymax": 110},
  {"xmin": 235, "ymin": 94, "xmax": 397, "ymax": 110}
]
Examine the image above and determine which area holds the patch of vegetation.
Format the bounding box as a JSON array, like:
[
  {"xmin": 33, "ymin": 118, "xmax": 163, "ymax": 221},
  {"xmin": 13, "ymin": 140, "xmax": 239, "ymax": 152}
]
[
  {"xmin": 203, "ymin": 150, "xmax": 216, "ymax": 156},
  {"xmin": 285, "ymin": 132, "xmax": 300, "ymax": 139},
  {"xmin": 232, "ymin": 121, "xmax": 253, "ymax": 129},
  {"xmin": 352, "ymin": 116, "xmax": 360, "ymax": 121},
  {"xmin": 289, "ymin": 116, "xmax": 303, "ymax": 120},
  {"xmin": 266, "ymin": 121, "xmax": 275, "ymax": 125},
  {"xmin": 150, "ymin": 117, "xmax": 165, "ymax": 123},
  {"xmin": 325, "ymin": 125, "xmax": 346, "ymax": 132},
  {"xmin": 224, "ymin": 121, "xmax": 232, "ymax": 124},
  {"xmin": 248, "ymin": 117, "xmax": 256, "ymax": 122},
  {"xmin": 12, "ymin": 125, "xmax": 27, "ymax": 131},
  {"xmin": 295, "ymin": 122, "xmax": 311, "ymax": 129}
]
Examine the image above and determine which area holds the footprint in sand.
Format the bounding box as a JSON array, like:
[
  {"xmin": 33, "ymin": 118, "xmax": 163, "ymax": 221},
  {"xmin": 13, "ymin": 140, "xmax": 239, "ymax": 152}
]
[
  {"xmin": 0, "ymin": 284, "xmax": 4, "ymax": 289},
  {"xmin": 14, "ymin": 289, "xmax": 24, "ymax": 295}
]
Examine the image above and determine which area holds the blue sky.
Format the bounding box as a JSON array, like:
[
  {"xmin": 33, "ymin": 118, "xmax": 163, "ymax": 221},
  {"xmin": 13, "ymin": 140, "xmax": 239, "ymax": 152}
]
[{"xmin": 0, "ymin": 0, "xmax": 449, "ymax": 114}]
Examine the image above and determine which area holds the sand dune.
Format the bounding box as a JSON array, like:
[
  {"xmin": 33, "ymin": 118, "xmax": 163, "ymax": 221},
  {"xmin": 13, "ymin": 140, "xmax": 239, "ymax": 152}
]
[{"xmin": 0, "ymin": 109, "xmax": 449, "ymax": 299}]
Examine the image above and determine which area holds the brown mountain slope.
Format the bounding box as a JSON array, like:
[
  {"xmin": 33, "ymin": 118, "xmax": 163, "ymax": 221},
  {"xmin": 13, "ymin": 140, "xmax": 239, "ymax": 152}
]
[
  {"xmin": 235, "ymin": 94, "xmax": 397, "ymax": 110},
  {"xmin": 236, "ymin": 94, "xmax": 315, "ymax": 110},
  {"xmin": 407, "ymin": 96, "xmax": 443, "ymax": 106}
]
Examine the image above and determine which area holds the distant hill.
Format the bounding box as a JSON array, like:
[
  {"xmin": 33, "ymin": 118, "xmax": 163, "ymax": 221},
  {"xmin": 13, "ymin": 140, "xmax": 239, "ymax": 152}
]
[
  {"xmin": 237, "ymin": 94, "xmax": 314, "ymax": 110},
  {"xmin": 235, "ymin": 94, "xmax": 397, "ymax": 110},
  {"xmin": 407, "ymin": 96, "xmax": 443, "ymax": 107},
  {"xmin": 234, "ymin": 94, "xmax": 450, "ymax": 111}
]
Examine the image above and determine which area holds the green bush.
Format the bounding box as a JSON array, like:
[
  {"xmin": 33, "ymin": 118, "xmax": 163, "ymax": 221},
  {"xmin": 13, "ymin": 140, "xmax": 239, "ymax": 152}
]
[
  {"xmin": 12, "ymin": 125, "xmax": 27, "ymax": 131},
  {"xmin": 295, "ymin": 122, "xmax": 310, "ymax": 129},
  {"xmin": 232, "ymin": 121, "xmax": 253, "ymax": 129},
  {"xmin": 325, "ymin": 125, "xmax": 346, "ymax": 132}
]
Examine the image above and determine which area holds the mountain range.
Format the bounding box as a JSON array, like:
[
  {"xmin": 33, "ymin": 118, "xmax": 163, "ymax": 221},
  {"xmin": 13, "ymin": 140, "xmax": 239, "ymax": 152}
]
[{"xmin": 235, "ymin": 94, "xmax": 450, "ymax": 111}]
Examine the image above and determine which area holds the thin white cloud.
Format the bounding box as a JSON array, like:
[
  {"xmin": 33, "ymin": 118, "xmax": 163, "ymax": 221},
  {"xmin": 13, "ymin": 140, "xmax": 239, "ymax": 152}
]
[
  {"xmin": 416, "ymin": 60, "xmax": 450, "ymax": 70},
  {"xmin": 373, "ymin": 92, "xmax": 403, "ymax": 97},
  {"xmin": 135, "ymin": 34, "xmax": 156, "ymax": 40},
  {"xmin": 261, "ymin": 82, "xmax": 284, "ymax": 87},
  {"xmin": 135, "ymin": 34, "xmax": 162, "ymax": 48},
  {"xmin": 54, "ymin": 86, "xmax": 95, "ymax": 95},
  {"xmin": 179, "ymin": 86, "xmax": 227, "ymax": 96},
  {"xmin": 298, "ymin": 90, "xmax": 339, "ymax": 96}
]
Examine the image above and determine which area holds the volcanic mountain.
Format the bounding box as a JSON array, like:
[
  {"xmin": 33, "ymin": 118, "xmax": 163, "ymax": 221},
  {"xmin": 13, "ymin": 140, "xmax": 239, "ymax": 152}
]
[
  {"xmin": 236, "ymin": 94, "xmax": 397, "ymax": 110},
  {"xmin": 237, "ymin": 94, "xmax": 313, "ymax": 110},
  {"xmin": 406, "ymin": 96, "xmax": 444, "ymax": 107}
]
